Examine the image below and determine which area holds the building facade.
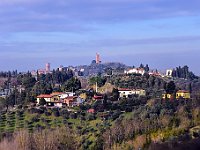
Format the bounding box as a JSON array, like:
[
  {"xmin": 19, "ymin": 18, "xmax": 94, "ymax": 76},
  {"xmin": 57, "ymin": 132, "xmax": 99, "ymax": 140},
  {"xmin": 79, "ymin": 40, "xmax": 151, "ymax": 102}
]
[
  {"xmin": 124, "ymin": 68, "xmax": 145, "ymax": 75},
  {"xmin": 118, "ymin": 88, "xmax": 146, "ymax": 98}
]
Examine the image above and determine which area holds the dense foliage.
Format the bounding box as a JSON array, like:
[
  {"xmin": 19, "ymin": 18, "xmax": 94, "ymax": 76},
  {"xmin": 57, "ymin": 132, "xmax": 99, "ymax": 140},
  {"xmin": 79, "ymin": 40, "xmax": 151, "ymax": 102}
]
[
  {"xmin": 172, "ymin": 65, "xmax": 197, "ymax": 80},
  {"xmin": 0, "ymin": 66, "xmax": 200, "ymax": 149}
]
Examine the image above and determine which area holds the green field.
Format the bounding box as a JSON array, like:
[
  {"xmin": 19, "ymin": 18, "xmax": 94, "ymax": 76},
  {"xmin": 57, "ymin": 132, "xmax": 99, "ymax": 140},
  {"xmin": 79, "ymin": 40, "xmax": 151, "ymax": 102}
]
[{"xmin": 0, "ymin": 109, "xmax": 111, "ymax": 150}]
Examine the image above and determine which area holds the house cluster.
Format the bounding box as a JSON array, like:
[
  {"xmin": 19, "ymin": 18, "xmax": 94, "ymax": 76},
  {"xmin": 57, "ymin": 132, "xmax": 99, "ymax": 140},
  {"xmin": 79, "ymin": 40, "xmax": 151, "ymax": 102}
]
[
  {"xmin": 118, "ymin": 88, "xmax": 146, "ymax": 98},
  {"xmin": 0, "ymin": 85, "xmax": 25, "ymax": 98},
  {"xmin": 124, "ymin": 68, "xmax": 145, "ymax": 75},
  {"xmin": 162, "ymin": 90, "xmax": 191, "ymax": 100},
  {"xmin": 124, "ymin": 68, "xmax": 164, "ymax": 77},
  {"xmin": 36, "ymin": 92, "xmax": 85, "ymax": 108},
  {"xmin": 148, "ymin": 70, "xmax": 163, "ymax": 77}
]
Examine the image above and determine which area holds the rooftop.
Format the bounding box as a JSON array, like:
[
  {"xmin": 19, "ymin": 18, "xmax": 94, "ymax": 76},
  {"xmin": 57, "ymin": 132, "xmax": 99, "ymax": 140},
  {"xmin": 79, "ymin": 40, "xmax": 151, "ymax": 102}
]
[{"xmin": 37, "ymin": 94, "xmax": 52, "ymax": 98}]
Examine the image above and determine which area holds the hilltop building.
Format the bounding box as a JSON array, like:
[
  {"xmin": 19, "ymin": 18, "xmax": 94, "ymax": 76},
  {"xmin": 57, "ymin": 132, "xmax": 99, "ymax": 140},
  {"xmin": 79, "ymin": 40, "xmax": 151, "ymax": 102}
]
[
  {"xmin": 166, "ymin": 69, "xmax": 173, "ymax": 77},
  {"xmin": 124, "ymin": 68, "xmax": 145, "ymax": 75},
  {"xmin": 148, "ymin": 69, "xmax": 163, "ymax": 77},
  {"xmin": 31, "ymin": 63, "xmax": 52, "ymax": 75},
  {"xmin": 58, "ymin": 65, "xmax": 63, "ymax": 71},
  {"xmin": 46, "ymin": 63, "xmax": 50, "ymax": 73},
  {"xmin": 96, "ymin": 53, "xmax": 101, "ymax": 64}
]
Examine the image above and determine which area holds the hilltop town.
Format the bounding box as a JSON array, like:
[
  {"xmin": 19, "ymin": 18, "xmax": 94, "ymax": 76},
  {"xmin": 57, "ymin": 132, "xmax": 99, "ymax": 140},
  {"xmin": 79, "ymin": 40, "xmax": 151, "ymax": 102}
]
[{"xmin": 0, "ymin": 54, "xmax": 200, "ymax": 150}]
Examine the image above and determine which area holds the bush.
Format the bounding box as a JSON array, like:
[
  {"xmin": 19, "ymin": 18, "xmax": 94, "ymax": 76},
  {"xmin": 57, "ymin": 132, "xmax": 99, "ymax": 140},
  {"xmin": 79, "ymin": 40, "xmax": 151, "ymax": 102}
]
[
  {"xmin": 87, "ymin": 114, "xmax": 96, "ymax": 121},
  {"xmin": 45, "ymin": 111, "xmax": 51, "ymax": 116},
  {"xmin": 53, "ymin": 111, "xmax": 60, "ymax": 117},
  {"xmin": 28, "ymin": 108, "xmax": 44, "ymax": 114},
  {"xmin": 69, "ymin": 113, "xmax": 77, "ymax": 119},
  {"xmin": 60, "ymin": 109, "xmax": 69, "ymax": 118},
  {"xmin": 16, "ymin": 110, "xmax": 24, "ymax": 117},
  {"xmin": 111, "ymin": 110, "xmax": 121, "ymax": 120},
  {"xmin": 31, "ymin": 115, "xmax": 40, "ymax": 122},
  {"xmin": 39, "ymin": 98, "xmax": 46, "ymax": 106},
  {"xmin": 39, "ymin": 106, "xmax": 47, "ymax": 112},
  {"xmin": 16, "ymin": 105, "xmax": 23, "ymax": 109}
]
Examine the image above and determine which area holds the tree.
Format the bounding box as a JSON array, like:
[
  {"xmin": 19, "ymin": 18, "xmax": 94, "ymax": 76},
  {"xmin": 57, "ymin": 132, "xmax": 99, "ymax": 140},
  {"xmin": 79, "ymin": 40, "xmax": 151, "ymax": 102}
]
[
  {"xmin": 140, "ymin": 64, "xmax": 144, "ymax": 68},
  {"xmin": 62, "ymin": 77, "xmax": 81, "ymax": 92},
  {"xmin": 89, "ymin": 76, "xmax": 106, "ymax": 87},
  {"xmin": 165, "ymin": 81, "xmax": 176, "ymax": 94},
  {"xmin": 21, "ymin": 74, "xmax": 36, "ymax": 89},
  {"xmin": 105, "ymin": 67, "xmax": 112, "ymax": 75},
  {"xmin": 144, "ymin": 64, "xmax": 150, "ymax": 72},
  {"xmin": 171, "ymin": 65, "xmax": 197, "ymax": 80},
  {"xmin": 0, "ymin": 97, "xmax": 6, "ymax": 110},
  {"xmin": 112, "ymin": 88, "xmax": 119, "ymax": 101},
  {"xmin": 6, "ymin": 93, "xmax": 15, "ymax": 107},
  {"xmin": 39, "ymin": 98, "xmax": 46, "ymax": 106}
]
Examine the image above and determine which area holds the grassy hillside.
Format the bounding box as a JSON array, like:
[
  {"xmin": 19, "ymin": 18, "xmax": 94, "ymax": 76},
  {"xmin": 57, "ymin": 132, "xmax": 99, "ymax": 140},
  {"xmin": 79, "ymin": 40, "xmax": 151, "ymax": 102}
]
[{"xmin": 0, "ymin": 107, "xmax": 112, "ymax": 150}]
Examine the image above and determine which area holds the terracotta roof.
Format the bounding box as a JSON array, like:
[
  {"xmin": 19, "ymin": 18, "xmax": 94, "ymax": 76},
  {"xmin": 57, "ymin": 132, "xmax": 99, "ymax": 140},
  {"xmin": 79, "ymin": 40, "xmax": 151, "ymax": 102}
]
[
  {"xmin": 37, "ymin": 94, "xmax": 52, "ymax": 98},
  {"xmin": 177, "ymin": 90, "xmax": 190, "ymax": 93},
  {"xmin": 93, "ymin": 95, "xmax": 103, "ymax": 99},
  {"xmin": 87, "ymin": 109, "xmax": 95, "ymax": 113}
]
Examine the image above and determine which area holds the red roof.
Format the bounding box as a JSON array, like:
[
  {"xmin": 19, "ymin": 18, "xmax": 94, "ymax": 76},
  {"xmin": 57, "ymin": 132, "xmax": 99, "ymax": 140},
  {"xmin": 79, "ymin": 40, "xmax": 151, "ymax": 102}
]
[
  {"xmin": 177, "ymin": 90, "xmax": 190, "ymax": 93},
  {"xmin": 87, "ymin": 109, "xmax": 95, "ymax": 113},
  {"xmin": 93, "ymin": 95, "xmax": 103, "ymax": 99},
  {"xmin": 37, "ymin": 94, "xmax": 52, "ymax": 98}
]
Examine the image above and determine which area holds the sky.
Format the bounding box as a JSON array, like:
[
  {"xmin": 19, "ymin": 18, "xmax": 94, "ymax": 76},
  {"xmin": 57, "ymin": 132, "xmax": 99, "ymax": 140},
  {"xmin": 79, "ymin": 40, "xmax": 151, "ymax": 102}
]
[{"xmin": 0, "ymin": 0, "xmax": 200, "ymax": 74}]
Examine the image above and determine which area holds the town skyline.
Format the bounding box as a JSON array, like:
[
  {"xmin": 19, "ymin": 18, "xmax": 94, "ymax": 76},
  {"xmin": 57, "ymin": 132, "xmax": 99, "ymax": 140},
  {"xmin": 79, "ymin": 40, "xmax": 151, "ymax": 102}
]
[{"xmin": 0, "ymin": 52, "xmax": 199, "ymax": 75}]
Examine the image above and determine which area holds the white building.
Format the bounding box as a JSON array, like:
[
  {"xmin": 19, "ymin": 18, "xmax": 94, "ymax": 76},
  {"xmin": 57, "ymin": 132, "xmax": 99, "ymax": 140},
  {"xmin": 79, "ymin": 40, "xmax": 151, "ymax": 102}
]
[
  {"xmin": 166, "ymin": 69, "xmax": 173, "ymax": 77},
  {"xmin": 36, "ymin": 94, "xmax": 52, "ymax": 104},
  {"xmin": 118, "ymin": 88, "xmax": 146, "ymax": 98},
  {"xmin": 124, "ymin": 68, "xmax": 145, "ymax": 75},
  {"xmin": 60, "ymin": 92, "xmax": 75, "ymax": 99}
]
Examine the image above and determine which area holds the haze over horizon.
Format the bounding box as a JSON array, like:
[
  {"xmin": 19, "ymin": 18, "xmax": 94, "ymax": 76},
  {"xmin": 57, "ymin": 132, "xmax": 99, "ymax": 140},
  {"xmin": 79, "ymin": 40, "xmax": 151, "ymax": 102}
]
[{"xmin": 0, "ymin": 0, "xmax": 200, "ymax": 74}]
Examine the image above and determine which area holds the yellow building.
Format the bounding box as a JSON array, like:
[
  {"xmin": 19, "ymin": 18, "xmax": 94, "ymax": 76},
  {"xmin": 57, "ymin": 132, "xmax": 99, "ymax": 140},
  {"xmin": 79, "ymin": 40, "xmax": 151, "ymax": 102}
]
[
  {"xmin": 176, "ymin": 90, "xmax": 190, "ymax": 99},
  {"xmin": 79, "ymin": 93, "xmax": 87, "ymax": 100},
  {"xmin": 162, "ymin": 93, "xmax": 173, "ymax": 99}
]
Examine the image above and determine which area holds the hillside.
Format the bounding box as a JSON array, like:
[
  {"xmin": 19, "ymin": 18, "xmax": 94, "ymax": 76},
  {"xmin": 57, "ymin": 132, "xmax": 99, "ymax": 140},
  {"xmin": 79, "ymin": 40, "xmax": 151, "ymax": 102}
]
[{"xmin": 0, "ymin": 69, "xmax": 200, "ymax": 150}]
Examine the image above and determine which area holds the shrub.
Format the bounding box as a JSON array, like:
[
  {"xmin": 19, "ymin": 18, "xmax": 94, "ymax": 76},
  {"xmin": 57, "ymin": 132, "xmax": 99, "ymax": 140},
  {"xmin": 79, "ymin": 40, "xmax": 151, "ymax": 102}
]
[
  {"xmin": 44, "ymin": 111, "xmax": 51, "ymax": 116},
  {"xmin": 53, "ymin": 111, "xmax": 60, "ymax": 117},
  {"xmin": 60, "ymin": 109, "xmax": 69, "ymax": 118},
  {"xmin": 31, "ymin": 115, "xmax": 40, "ymax": 122},
  {"xmin": 39, "ymin": 98, "xmax": 46, "ymax": 106},
  {"xmin": 28, "ymin": 108, "xmax": 44, "ymax": 114}
]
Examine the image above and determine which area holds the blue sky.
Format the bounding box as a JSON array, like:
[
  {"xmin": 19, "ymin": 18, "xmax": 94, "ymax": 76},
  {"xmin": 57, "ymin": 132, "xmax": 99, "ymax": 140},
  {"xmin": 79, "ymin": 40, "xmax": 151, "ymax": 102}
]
[{"xmin": 0, "ymin": 0, "xmax": 200, "ymax": 74}]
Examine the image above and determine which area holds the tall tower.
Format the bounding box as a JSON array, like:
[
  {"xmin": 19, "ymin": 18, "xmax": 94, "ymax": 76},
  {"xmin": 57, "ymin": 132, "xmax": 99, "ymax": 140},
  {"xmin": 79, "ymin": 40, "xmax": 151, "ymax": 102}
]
[
  {"xmin": 46, "ymin": 63, "xmax": 50, "ymax": 73},
  {"xmin": 96, "ymin": 53, "xmax": 100, "ymax": 64}
]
